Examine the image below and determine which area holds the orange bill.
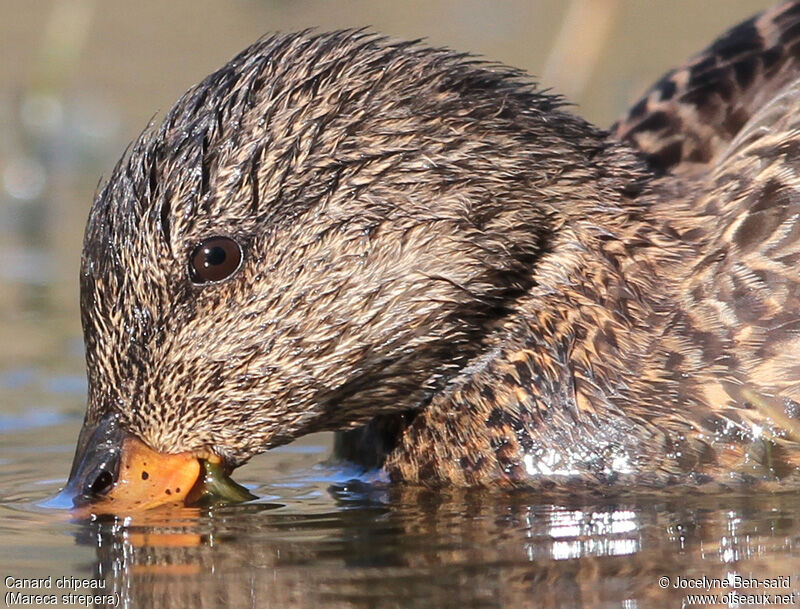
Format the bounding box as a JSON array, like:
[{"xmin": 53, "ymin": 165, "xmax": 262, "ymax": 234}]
[
  {"xmin": 85, "ymin": 434, "xmax": 202, "ymax": 513},
  {"xmin": 51, "ymin": 411, "xmax": 254, "ymax": 515}
]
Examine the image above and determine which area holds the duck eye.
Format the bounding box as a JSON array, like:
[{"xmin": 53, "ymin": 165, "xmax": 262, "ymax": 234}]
[{"xmin": 189, "ymin": 236, "xmax": 243, "ymax": 284}]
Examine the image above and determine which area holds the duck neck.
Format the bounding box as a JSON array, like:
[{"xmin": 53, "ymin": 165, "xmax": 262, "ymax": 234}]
[{"xmin": 334, "ymin": 138, "xmax": 668, "ymax": 473}]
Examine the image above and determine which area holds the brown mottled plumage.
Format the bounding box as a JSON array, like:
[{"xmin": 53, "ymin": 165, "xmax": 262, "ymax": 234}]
[
  {"xmin": 613, "ymin": 1, "xmax": 800, "ymax": 174},
  {"xmin": 69, "ymin": 1, "xmax": 800, "ymax": 498}
]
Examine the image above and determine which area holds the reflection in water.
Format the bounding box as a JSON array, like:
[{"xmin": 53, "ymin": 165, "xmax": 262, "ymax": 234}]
[{"xmin": 70, "ymin": 487, "xmax": 800, "ymax": 609}]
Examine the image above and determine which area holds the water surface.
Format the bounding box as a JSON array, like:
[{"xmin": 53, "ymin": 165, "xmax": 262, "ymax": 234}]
[{"xmin": 5, "ymin": 432, "xmax": 800, "ymax": 608}]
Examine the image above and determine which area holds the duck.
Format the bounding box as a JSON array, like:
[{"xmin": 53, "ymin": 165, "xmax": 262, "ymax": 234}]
[{"xmin": 58, "ymin": 0, "xmax": 800, "ymax": 511}]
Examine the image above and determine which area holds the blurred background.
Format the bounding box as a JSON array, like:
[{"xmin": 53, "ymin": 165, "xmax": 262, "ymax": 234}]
[{"xmin": 0, "ymin": 0, "xmax": 772, "ymax": 448}]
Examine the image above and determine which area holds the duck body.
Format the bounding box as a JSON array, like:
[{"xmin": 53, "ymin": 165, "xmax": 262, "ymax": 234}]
[
  {"xmin": 63, "ymin": 1, "xmax": 800, "ymax": 508},
  {"xmin": 345, "ymin": 1, "xmax": 800, "ymax": 489},
  {"xmin": 379, "ymin": 99, "xmax": 800, "ymax": 489}
]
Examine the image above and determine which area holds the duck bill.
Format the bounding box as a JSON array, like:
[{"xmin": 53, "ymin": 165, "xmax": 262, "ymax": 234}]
[{"xmin": 54, "ymin": 411, "xmax": 202, "ymax": 514}]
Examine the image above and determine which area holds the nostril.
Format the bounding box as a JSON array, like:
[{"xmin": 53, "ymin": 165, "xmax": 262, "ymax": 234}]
[{"xmin": 88, "ymin": 470, "xmax": 114, "ymax": 496}]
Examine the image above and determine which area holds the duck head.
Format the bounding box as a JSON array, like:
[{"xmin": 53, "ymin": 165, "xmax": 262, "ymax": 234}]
[{"xmin": 63, "ymin": 30, "xmax": 645, "ymax": 510}]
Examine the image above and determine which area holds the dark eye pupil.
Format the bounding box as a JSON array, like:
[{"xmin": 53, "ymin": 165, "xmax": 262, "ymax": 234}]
[
  {"xmin": 204, "ymin": 246, "xmax": 227, "ymax": 267},
  {"xmin": 189, "ymin": 236, "xmax": 243, "ymax": 284}
]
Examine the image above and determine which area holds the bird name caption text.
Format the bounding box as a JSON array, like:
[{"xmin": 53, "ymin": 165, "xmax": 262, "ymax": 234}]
[{"xmin": 3, "ymin": 576, "xmax": 119, "ymax": 607}]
